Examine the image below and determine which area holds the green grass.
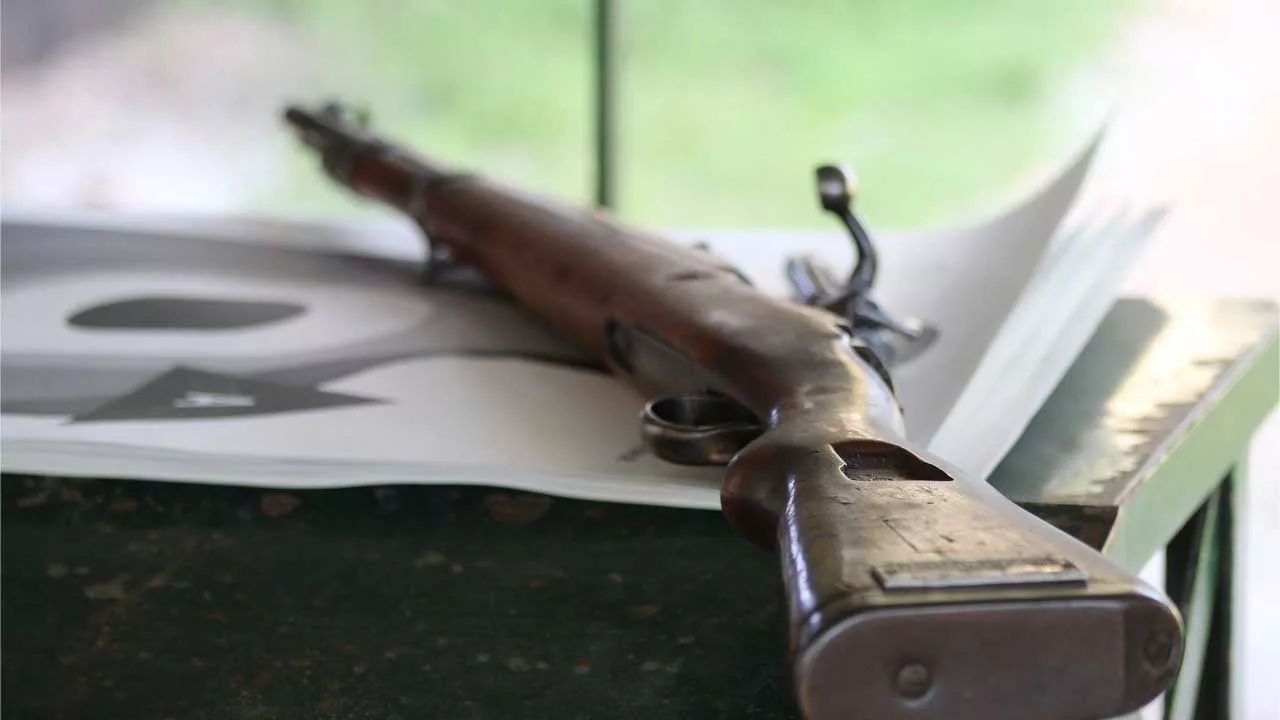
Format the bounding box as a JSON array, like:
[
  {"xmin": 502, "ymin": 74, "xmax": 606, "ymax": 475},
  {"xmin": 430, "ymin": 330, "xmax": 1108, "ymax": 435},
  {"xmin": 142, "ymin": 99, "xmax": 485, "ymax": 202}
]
[{"xmin": 191, "ymin": 0, "xmax": 1134, "ymax": 228}]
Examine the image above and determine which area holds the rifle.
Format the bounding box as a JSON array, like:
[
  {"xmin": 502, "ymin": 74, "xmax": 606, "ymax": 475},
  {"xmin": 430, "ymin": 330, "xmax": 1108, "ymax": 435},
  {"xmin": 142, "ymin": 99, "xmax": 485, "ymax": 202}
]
[{"xmin": 284, "ymin": 101, "xmax": 1182, "ymax": 720}]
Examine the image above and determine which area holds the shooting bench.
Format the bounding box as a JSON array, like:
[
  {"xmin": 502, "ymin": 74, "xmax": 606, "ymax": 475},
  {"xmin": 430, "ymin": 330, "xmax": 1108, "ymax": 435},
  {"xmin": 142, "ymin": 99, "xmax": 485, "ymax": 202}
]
[{"xmin": 3, "ymin": 296, "xmax": 1276, "ymax": 719}]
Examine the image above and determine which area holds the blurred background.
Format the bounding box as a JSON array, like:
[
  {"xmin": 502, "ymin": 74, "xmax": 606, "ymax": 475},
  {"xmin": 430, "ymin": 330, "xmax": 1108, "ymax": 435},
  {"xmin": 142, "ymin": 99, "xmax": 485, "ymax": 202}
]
[
  {"xmin": 2, "ymin": 0, "xmax": 1276, "ymax": 716},
  {"xmin": 2, "ymin": 0, "xmax": 1130, "ymax": 224}
]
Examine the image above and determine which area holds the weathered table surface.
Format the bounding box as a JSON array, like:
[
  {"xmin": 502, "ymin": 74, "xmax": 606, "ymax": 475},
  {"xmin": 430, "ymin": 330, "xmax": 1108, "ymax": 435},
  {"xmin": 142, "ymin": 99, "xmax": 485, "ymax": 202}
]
[{"xmin": 3, "ymin": 297, "xmax": 1276, "ymax": 720}]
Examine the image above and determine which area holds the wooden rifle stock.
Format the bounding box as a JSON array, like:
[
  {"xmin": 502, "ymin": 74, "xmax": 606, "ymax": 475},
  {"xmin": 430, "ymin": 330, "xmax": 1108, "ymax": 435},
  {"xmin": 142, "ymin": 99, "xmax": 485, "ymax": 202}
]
[{"xmin": 285, "ymin": 103, "xmax": 1183, "ymax": 720}]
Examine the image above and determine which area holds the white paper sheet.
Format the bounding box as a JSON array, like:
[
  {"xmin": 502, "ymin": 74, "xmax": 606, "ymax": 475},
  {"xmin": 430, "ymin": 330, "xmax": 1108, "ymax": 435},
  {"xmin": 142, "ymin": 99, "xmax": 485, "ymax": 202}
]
[{"xmin": 0, "ymin": 139, "xmax": 1160, "ymax": 508}]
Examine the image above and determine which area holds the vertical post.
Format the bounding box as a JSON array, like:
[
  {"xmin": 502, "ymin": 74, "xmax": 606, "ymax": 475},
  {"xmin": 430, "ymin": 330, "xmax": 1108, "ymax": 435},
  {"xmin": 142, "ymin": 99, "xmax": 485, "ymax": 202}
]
[
  {"xmin": 1194, "ymin": 462, "xmax": 1243, "ymax": 720},
  {"xmin": 1163, "ymin": 489, "xmax": 1223, "ymax": 720},
  {"xmin": 593, "ymin": 0, "xmax": 616, "ymax": 209}
]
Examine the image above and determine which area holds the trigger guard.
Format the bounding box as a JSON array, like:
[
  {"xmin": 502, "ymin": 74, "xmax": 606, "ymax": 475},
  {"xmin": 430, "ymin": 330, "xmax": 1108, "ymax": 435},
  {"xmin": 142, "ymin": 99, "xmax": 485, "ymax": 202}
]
[{"xmin": 639, "ymin": 393, "xmax": 763, "ymax": 466}]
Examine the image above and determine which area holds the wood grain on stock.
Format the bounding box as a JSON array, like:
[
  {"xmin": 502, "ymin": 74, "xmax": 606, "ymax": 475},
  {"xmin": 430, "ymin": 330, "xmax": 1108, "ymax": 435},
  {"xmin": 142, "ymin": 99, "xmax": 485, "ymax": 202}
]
[
  {"xmin": 324, "ymin": 139, "xmax": 1183, "ymax": 720},
  {"xmin": 344, "ymin": 149, "xmax": 909, "ymax": 544}
]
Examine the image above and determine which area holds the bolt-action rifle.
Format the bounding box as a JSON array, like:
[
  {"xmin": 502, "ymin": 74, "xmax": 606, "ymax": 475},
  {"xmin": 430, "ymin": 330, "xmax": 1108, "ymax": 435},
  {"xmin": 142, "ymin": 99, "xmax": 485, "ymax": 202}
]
[{"xmin": 284, "ymin": 101, "xmax": 1182, "ymax": 720}]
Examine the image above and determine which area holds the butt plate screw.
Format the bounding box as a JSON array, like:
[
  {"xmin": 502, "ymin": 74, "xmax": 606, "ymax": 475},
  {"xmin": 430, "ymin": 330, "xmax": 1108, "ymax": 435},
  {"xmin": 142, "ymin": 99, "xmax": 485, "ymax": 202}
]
[
  {"xmin": 895, "ymin": 662, "xmax": 932, "ymax": 700},
  {"xmin": 1145, "ymin": 633, "xmax": 1174, "ymax": 669}
]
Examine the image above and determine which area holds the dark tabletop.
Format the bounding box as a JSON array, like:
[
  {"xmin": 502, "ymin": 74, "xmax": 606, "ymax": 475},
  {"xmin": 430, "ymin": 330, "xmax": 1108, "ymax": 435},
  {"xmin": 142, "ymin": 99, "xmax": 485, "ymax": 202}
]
[
  {"xmin": 3, "ymin": 480, "xmax": 795, "ymax": 720},
  {"xmin": 4, "ymin": 297, "xmax": 1277, "ymax": 720}
]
